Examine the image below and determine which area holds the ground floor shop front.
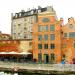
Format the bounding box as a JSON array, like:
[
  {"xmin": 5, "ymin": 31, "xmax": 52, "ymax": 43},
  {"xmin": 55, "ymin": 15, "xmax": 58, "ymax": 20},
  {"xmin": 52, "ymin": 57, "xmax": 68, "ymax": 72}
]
[
  {"xmin": 33, "ymin": 53, "xmax": 75, "ymax": 64},
  {"xmin": 33, "ymin": 53, "xmax": 61, "ymax": 64},
  {"xmin": 0, "ymin": 54, "xmax": 33, "ymax": 63}
]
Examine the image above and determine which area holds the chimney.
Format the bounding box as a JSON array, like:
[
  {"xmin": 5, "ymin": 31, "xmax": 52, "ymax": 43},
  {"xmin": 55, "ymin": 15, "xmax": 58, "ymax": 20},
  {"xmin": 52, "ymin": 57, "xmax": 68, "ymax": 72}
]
[
  {"xmin": 38, "ymin": 6, "xmax": 41, "ymax": 13},
  {"xmin": 38, "ymin": 6, "xmax": 41, "ymax": 9},
  {"xmin": 60, "ymin": 18, "xmax": 64, "ymax": 25},
  {"xmin": 21, "ymin": 10, "xmax": 25, "ymax": 12}
]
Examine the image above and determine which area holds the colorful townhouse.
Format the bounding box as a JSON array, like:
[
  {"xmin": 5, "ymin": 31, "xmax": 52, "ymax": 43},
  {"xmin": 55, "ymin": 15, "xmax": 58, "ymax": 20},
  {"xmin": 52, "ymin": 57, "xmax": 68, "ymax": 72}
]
[
  {"xmin": 61, "ymin": 17, "xmax": 75, "ymax": 64},
  {"xmin": 32, "ymin": 15, "xmax": 75, "ymax": 64},
  {"xmin": 32, "ymin": 6, "xmax": 62, "ymax": 63}
]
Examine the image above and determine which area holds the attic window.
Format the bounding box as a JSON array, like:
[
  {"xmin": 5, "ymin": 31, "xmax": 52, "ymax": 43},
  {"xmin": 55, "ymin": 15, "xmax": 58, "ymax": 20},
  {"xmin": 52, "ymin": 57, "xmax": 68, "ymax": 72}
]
[
  {"xmin": 24, "ymin": 36, "xmax": 27, "ymax": 38},
  {"xmin": 69, "ymin": 24, "xmax": 73, "ymax": 28}
]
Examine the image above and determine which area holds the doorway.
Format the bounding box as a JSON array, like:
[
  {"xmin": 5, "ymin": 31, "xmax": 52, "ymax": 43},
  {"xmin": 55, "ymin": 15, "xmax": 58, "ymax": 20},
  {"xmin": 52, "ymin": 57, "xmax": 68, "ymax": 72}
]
[
  {"xmin": 44, "ymin": 54, "xmax": 49, "ymax": 63},
  {"xmin": 38, "ymin": 53, "xmax": 42, "ymax": 63}
]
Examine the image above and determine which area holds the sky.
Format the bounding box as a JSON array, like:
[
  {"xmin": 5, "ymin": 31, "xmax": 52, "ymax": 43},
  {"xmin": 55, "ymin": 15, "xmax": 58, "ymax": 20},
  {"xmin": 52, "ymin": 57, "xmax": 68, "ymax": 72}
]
[{"xmin": 0, "ymin": 0, "xmax": 75, "ymax": 34}]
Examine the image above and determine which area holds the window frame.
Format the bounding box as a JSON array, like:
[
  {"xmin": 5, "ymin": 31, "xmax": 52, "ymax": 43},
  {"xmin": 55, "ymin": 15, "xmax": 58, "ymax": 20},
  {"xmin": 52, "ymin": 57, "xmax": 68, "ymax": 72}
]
[
  {"xmin": 50, "ymin": 34, "xmax": 55, "ymax": 41},
  {"xmin": 51, "ymin": 53, "xmax": 55, "ymax": 61},
  {"xmin": 38, "ymin": 44, "xmax": 42, "ymax": 49},
  {"xmin": 50, "ymin": 25, "xmax": 55, "ymax": 31},
  {"xmin": 50, "ymin": 44, "xmax": 55, "ymax": 49},
  {"xmin": 38, "ymin": 35, "xmax": 42, "ymax": 41},
  {"xmin": 44, "ymin": 44, "xmax": 48, "ymax": 49},
  {"xmin": 44, "ymin": 34, "xmax": 48, "ymax": 40}
]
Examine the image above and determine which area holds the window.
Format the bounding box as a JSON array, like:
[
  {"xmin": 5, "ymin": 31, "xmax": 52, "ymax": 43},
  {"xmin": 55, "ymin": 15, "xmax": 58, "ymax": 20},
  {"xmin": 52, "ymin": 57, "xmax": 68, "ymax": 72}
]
[
  {"xmin": 29, "ymin": 33, "xmax": 32, "ymax": 39},
  {"xmin": 24, "ymin": 36, "xmax": 27, "ymax": 38},
  {"xmin": 38, "ymin": 26, "xmax": 48, "ymax": 32},
  {"xmin": 42, "ymin": 18, "xmax": 50, "ymax": 22},
  {"xmin": 69, "ymin": 32, "xmax": 75, "ymax": 38},
  {"xmin": 64, "ymin": 33, "xmax": 67, "ymax": 37},
  {"xmin": 18, "ymin": 24, "xmax": 21, "ymax": 26},
  {"xmin": 44, "ymin": 44, "xmax": 48, "ymax": 49},
  {"xmin": 29, "ymin": 42, "xmax": 32, "ymax": 46},
  {"xmin": 50, "ymin": 44, "xmax": 55, "ymax": 49},
  {"xmin": 38, "ymin": 26, "xmax": 42, "ymax": 32},
  {"xmin": 38, "ymin": 44, "xmax": 42, "ymax": 49},
  {"xmin": 44, "ymin": 34, "xmax": 48, "ymax": 40},
  {"xmin": 24, "ymin": 27, "xmax": 27, "ymax": 30},
  {"xmin": 44, "ymin": 26, "xmax": 48, "ymax": 31},
  {"xmin": 50, "ymin": 34, "xmax": 55, "ymax": 40},
  {"xmin": 51, "ymin": 53, "xmax": 55, "ymax": 60},
  {"xmin": 38, "ymin": 35, "xmax": 42, "ymax": 41},
  {"xmin": 69, "ymin": 24, "xmax": 73, "ymax": 28},
  {"xmin": 38, "ymin": 53, "xmax": 42, "ymax": 62},
  {"xmin": 74, "ymin": 43, "xmax": 75, "ymax": 48},
  {"xmin": 50, "ymin": 25, "xmax": 55, "ymax": 31}
]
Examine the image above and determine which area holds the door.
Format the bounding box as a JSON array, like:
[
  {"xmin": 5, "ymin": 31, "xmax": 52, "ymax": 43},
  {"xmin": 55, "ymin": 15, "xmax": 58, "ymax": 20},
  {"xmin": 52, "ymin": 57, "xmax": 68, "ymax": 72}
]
[
  {"xmin": 50, "ymin": 53, "xmax": 55, "ymax": 64},
  {"xmin": 44, "ymin": 54, "xmax": 49, "ymax": 63},
  {"xmin": 38, "ymin": 53, "xmax": 42, "ymax": 63}
]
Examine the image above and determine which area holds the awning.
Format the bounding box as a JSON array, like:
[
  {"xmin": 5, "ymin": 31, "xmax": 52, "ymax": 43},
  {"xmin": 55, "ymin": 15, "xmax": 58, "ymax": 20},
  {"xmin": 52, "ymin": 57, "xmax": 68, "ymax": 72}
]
[
  {"xmin": 0, "ymin": 51, "xmax": 32, "ymax": 55},
  {"xmin": 0, "ymin": 52, "xmax": 7, "ymax": 54},
  {"xmin": 19, "ymin": 52, "xmax": 32, "ymax": 55},
  {"xmin": 8, "ymin": 51, "xmax": 19, "ymax": 54}
]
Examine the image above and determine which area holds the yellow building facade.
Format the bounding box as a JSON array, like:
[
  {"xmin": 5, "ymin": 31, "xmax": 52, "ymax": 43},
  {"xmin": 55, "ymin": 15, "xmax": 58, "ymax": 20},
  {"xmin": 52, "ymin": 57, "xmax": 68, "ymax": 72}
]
[{"xmin": 19, "ymin": 39, "xmax": 32, "ymax": 52}]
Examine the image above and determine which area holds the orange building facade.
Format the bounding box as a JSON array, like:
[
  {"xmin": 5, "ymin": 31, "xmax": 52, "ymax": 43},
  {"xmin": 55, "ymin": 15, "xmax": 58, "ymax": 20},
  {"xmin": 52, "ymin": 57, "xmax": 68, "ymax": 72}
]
[
  {"xmin": 61, "ymin": 17, "xmax": 75, "ymax": 64},
  {"xmin": 32, "ymin": 10, "xmax": 62, "ymax": 63},
  {"xmin": 0, "ymin": 39, "xmax": 32, "ymax": 53},
  {"xmin": 0, "ymin": 40, "xmax": 20, "ymax": 52},
  {"xmin": 0, "ymin": 32, "xmax": 11, "ymax": 40},
  {"xmin": 0, "ymin": 39, "xmax": 33, "ymax": 61},
  {"xmin": 32, "ymin": 15, "xmax": 75, "ymax": 64}
]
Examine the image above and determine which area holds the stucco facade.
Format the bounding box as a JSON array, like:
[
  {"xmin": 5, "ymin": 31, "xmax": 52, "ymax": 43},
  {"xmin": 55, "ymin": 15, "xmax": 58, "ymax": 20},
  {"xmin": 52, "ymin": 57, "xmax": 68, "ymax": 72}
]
[
  {"xmin": 0, "ymin": 32, "xmax": 11, "ymax": 40},
  {"xmin": 61, "ymin": 17, "xmax": 75, "ymax": 64},
  {"xmin": 32, "ymin": 7, "xmax": 62, "ymax": 63},
  {"xmin": 0, "ymin": 39, "xmax": 32, "ymax": 53}
]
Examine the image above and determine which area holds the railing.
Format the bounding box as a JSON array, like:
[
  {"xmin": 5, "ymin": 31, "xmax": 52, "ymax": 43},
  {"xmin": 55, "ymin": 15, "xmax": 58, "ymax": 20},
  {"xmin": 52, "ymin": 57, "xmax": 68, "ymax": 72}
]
[{"xmin": 0, "ymin": 61, "xmax": 75, "ymax": 71}]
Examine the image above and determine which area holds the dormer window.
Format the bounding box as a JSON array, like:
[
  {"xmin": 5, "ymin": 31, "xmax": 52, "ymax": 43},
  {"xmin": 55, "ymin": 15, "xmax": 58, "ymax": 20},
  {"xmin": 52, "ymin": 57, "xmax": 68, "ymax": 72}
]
[
  {"xmin": 31, "ymin": 10, "xmax": 34, "ymax": 14},
  {"xmin": 19, "ymin": 13, "xmax": 21, "ymax": 17},
  {"xmin": 69, "ymin": 24, "xmax": 73, "ymax": 28}
]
